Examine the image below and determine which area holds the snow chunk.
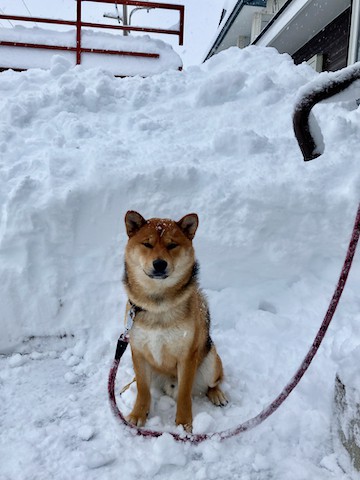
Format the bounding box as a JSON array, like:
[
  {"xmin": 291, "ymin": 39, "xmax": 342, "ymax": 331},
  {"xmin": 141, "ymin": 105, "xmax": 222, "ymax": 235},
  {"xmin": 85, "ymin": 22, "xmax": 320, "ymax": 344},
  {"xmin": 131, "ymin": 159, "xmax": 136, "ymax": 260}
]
[
  {"xmin": 86, "ymin": 451, "xmax": 116, "ymax": 469},
  {"xmin": 66, "ymin": 355, "xmax": 80, "ymax": 367},
  {"xmin": 78, "ymin": 425, "xmax": 95, "ymax": 441},
  {"xmin": 8, "ymin": 353, "xmax": 27, "ymax": 367},
  {"xmin": 195, "ymin": 70, "xmax": 247, "ymax": 107},
  {"xmin": 193, "ymin": 412, "xmax": 215, "ymax": 434},
  {"xmin": 64, "ymin": 372, "xmax": 79, "ymax": 384},
  {"xmin": 153, "ymin": 433, "xmax": 187, "ymax": 467},
  {"xmin": 50, "ymin": 55, "xmax": 72, "ymax": 77}
]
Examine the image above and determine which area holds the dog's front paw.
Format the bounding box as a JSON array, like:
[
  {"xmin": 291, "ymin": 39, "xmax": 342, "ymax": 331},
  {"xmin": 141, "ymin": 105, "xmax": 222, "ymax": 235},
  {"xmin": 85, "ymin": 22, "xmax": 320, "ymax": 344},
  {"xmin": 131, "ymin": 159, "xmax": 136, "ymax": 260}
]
[
  {"xmin": 176, "ymin": 415, "xmax": 193, "ymax": 433},
  {"xmin": 127, "ymin": 409, "xmax": 148, "ymax": 427}
]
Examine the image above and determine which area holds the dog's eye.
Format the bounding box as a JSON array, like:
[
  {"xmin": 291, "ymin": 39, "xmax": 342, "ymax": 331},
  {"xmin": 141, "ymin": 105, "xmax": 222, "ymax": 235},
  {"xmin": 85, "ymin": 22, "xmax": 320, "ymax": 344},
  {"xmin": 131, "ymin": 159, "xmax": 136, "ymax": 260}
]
[
  {"xmin": 142, "ymin": 242, "xmax": 153, "ymax": 249},
  {"xmin": 167, "ymin": 243, "xmax": 178, "ymax": 251}
]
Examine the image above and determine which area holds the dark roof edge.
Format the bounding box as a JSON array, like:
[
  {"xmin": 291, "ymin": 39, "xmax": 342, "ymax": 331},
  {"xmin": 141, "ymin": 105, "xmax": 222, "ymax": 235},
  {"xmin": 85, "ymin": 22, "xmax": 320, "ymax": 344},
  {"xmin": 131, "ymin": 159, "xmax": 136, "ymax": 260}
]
[
  {"xmin": 204, "ymin": 0, "xmax": 246, "ymax": 62},
  {"xmin": 204, "ymin": 0, "xmax": 266, "ymax": 62}
]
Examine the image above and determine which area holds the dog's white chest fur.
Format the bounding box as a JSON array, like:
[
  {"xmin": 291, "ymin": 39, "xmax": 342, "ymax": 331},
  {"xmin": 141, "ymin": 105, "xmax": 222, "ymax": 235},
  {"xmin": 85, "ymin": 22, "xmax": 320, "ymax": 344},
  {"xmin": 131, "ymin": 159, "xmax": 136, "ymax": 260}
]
[{"xmin": 131, "ymin": 323, "xmax": 191, "ymax": 368}]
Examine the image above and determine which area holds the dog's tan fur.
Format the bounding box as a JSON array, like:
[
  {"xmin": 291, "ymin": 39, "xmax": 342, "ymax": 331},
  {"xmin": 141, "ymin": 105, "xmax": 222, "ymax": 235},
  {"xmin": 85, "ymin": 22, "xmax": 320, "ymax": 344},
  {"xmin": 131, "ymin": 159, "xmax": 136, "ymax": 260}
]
[{"xmin": 123, "ymin": 211, "xmax": 227, "ymax": 432}]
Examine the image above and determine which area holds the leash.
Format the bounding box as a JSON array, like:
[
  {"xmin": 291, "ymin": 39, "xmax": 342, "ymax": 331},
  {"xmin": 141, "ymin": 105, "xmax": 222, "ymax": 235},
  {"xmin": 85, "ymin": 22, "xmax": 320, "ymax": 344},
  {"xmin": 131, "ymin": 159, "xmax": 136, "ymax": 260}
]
[
  {"xmin": 108, "ymin": 64, "xmax": 360, "ymax": 443},
  {"xmin": 108, "ymin": 204, "xmax": 360, "ymax": 443}
]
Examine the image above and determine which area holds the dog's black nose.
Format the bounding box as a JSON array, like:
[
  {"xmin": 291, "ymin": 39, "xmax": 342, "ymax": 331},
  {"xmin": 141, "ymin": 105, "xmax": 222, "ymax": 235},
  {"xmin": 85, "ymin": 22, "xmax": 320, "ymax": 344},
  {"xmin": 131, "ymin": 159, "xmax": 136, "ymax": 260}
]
[{"xmin": 153, "ymin": 259, "xmax": 168, "ymax": 273}]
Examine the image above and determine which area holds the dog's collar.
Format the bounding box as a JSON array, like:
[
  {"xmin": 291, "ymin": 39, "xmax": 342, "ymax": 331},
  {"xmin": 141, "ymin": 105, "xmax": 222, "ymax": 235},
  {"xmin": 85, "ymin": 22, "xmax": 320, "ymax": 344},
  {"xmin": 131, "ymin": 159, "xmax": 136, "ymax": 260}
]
[
  {"xmin": 116, "ymin": 301, "xmax": 144, "ymax": 356},
  {"xmin": 123, "ymin": 300, "xmax": 144, "ymax": 338},
  {"xmin": 129, "ymin": 300, "xmax": 144, "ymax": 314},
  {"xmin": 128, "ymin": 300, "xmax": 144, "ymax": 325}
]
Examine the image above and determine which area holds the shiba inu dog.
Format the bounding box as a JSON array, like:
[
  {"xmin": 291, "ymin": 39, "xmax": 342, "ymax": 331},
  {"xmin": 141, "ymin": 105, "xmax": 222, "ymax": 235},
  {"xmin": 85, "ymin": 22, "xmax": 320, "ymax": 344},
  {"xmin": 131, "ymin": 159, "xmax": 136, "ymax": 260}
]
[{"xmin": 123, "ymin": 211, "xmax": 228, "ymax": 432}]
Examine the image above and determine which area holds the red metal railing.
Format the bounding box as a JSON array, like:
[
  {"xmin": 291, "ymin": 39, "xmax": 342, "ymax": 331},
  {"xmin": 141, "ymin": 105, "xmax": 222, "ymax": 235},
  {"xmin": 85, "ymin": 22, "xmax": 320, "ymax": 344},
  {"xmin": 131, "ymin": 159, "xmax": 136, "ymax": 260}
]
[{"xmin": 0, "ymin": 0, "xmax": 184, "ymax": 67}]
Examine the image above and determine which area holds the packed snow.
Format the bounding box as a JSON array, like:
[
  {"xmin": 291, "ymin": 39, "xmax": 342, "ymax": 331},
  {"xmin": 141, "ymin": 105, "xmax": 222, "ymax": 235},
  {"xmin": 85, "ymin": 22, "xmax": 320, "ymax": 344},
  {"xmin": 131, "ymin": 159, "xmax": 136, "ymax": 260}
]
[{"xmin": 1, "ymin": 46, "xmax": 360, "ymax": 479}]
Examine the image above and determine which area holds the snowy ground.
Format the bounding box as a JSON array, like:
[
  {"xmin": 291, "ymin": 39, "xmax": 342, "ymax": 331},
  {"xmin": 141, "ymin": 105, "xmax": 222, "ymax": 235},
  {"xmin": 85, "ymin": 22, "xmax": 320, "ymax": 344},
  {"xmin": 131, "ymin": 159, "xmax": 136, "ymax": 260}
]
[{"xmin": 1, "ymin": 47, "xmax": 360, "ymax": 479}]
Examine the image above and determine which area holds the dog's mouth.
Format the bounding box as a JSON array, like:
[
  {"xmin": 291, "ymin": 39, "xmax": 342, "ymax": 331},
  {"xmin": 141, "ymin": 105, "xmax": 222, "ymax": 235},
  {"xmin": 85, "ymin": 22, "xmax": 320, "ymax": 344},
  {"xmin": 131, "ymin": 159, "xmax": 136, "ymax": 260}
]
[{"xmin": 146, "ymin": 271, "xmax": 169, "ymax": 280}]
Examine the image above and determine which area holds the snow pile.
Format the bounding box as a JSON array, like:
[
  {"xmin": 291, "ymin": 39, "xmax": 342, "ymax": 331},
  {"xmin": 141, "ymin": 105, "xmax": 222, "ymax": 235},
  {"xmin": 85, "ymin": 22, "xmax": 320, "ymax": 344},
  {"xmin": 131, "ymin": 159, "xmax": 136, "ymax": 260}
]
[
  {"xmin": 0, "ymin": 25, "xmax": 182, "ymax": 75},
  {"xmin": 1, "ymin": 47, "xmax": 360, "ymax": 479}
]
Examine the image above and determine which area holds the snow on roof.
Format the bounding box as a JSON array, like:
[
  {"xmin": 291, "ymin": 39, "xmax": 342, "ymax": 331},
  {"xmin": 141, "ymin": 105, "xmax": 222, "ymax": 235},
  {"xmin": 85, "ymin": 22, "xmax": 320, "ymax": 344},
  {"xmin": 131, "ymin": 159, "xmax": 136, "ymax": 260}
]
[{"xmin": 0, "ymin": 25, "xmax": 182, "ymax": 75}]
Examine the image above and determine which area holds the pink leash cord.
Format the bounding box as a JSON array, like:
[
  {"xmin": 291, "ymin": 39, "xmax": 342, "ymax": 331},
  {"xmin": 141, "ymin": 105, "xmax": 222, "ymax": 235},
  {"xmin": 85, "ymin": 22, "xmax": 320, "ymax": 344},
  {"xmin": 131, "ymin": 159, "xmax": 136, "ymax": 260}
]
[
  {"xmin": 108, "ymin": 202, "xmax": 360, "ymax": 443},
  {"xmin": 109, "ymin": 63, "xmax": 360, "ymax": 443}
]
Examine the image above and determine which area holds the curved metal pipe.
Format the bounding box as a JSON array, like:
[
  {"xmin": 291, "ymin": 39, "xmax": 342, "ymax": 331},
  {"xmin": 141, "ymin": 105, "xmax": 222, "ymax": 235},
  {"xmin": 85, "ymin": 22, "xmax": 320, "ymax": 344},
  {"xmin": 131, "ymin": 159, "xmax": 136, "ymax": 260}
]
[{"xmin": 293, "ymin": 64, "xmax": 360, "ymax": 161}]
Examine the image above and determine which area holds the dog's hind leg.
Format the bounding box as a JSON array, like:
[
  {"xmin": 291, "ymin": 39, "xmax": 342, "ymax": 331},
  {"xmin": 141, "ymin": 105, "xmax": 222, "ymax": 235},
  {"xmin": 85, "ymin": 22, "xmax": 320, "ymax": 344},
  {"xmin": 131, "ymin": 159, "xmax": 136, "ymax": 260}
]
[
  {"xmin": 207, "ymin": 384, "xmax": 228, "ymax": 407},
  {"xmin": 196, "ymin": 345, "xmax": 228, "ymax": 407}
]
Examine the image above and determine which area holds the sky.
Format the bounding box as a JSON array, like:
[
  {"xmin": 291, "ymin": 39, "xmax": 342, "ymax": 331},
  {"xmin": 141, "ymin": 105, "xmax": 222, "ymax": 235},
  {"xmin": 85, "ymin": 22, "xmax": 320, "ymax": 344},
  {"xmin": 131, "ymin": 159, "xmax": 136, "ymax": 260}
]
[{"xmin": 0, "ymin": 0, "xmax": 225, "ymax": 66}]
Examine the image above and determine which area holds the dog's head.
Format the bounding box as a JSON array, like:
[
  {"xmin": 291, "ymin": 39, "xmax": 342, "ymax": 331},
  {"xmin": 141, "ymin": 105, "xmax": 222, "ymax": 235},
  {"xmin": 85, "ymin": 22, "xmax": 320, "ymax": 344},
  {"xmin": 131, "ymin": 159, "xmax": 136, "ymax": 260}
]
[{"xmin": 124, "ymin": 211, "xmax": 198, "ymax": 285}]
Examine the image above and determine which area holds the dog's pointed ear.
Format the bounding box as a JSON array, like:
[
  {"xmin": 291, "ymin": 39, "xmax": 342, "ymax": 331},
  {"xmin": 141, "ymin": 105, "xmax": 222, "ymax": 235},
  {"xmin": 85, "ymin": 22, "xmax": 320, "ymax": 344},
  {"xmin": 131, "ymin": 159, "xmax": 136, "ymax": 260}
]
[
  {"xmin": 125, "ymin": 211, "xmax": 146, "ymax": 238},
  {"xmin": 177, "ymin": 213, "xmax": 198, "ymax": 240}
]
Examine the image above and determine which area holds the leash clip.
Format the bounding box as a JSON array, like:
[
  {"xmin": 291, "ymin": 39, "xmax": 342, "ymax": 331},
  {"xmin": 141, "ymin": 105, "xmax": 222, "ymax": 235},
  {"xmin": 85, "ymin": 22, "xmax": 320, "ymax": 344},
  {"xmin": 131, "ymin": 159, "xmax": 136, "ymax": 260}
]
[
  {"xmin": 125, "ymin": 304, "xmax": 137, "ymax": 334},
  {"xmin": 115, "ymin": 302, "xmax": 141, "ymax": 360},
  {"xmin": 122, "ymin": 303, "xmax": 139, "ymax": 341}
]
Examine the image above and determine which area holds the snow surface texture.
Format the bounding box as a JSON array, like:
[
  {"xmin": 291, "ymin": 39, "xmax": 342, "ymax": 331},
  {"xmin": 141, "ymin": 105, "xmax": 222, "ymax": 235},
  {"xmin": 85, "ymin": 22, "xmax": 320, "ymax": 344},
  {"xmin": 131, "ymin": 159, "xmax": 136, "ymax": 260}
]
[
  {"xmin": 1, "ymin": 47, "xmax": 360, "ymax": 479},
  {"xmin": 0, "ymin": 25, "xmax": 182, "ymax": 76}
]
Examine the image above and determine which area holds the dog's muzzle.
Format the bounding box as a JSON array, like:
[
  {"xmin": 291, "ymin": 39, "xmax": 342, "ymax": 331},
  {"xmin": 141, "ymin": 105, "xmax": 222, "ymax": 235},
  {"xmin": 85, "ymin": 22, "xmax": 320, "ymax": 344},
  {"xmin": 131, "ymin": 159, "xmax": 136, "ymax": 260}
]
[{"xmin": 148, "ymin": 258, "xmax": 168, "ymax": 279}]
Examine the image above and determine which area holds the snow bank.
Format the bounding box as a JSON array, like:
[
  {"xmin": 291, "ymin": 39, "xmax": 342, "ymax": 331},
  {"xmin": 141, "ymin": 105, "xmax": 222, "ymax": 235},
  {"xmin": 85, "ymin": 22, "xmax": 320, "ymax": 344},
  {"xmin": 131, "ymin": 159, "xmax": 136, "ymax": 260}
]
[
  {"xmin": 2, "ymin": 46, "xmax": 358, "ymax": 349},
  {"xmin": 0, "ymin": 25, "xmax": 182, "ymax": 75},
  {"xmin": 1, "ymin": 46, "xmax": 360, "ymax": 479}
]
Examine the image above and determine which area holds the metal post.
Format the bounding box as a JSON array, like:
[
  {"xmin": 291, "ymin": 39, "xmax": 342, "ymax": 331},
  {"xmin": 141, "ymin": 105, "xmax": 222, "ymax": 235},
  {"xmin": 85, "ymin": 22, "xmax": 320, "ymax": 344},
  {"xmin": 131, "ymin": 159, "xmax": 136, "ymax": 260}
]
[
  {"xmin": 76, "ymin": 0, "xmax": 82, "ymax": 64},
  {"xmin": 179, "ymin": 5, "xmax": 184, "ymax": 46},
  {"xmin": 123, "ymin": 4, "xmax": 129, "ymax": 36},
  {"xmin": 348, "ymin": 0, "xmax": 360, "ymax": 65}
]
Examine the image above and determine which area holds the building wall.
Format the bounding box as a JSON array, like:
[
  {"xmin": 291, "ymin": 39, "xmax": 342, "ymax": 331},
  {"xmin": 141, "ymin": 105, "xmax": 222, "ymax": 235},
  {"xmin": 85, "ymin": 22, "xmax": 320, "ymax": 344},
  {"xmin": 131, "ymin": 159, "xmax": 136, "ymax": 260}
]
[
  {"xmin": 265, "ymin": 0, "xmax": 288, "ymax": 14},
  {"xmin": 292, "ymin": 8, "xmax": 351, "ymax": 71}
]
